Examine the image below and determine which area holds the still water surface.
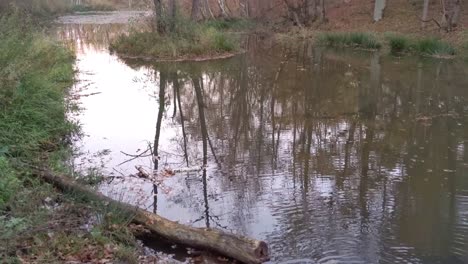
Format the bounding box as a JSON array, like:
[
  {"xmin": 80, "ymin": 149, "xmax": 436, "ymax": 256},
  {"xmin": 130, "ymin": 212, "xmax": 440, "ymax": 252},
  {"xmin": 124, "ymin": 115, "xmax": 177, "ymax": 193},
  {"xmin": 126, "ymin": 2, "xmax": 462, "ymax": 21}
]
[{"xmin": 57, "ymin": 12, "xmax": 468, "ymax": 264}]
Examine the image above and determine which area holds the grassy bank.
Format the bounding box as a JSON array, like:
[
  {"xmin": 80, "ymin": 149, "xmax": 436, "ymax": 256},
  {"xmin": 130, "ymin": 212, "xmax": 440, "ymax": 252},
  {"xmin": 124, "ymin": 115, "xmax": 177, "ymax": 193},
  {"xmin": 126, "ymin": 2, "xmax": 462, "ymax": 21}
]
[
  {"xmin": 314, "ymin": 32, "xmax": 457, "ymax": 58},
  {"xmin": 0, "ymin": 12, "xmax": 141, "ymax": 263},
  {"xmin": 110, "ymin": 17, "xmax": 249, "ymax": 61},
  {"xmin": 386, "ymin": 34, "xmax": 456, "ymax": 57},
  {"xmin": 317, "ymin": 32, "xmax": 381, "ymax": 50}
]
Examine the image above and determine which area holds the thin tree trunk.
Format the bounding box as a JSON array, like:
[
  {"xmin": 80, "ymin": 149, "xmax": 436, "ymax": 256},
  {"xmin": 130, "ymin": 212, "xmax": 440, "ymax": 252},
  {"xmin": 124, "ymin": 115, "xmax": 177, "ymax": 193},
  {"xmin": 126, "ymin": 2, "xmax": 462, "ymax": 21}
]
[
  {"xmin": 421, "ymin": 0, "xmax": 430, "ymax": 29},
  {"xmin": 168, "ymin": 0, "xmax": 176, "ymax": 31},
  {"xmin": 193, "ymin": 77, "xmax": 208, "ymax": 165},
  {"xmin": 174, "ymin": 73, "xmax": 189, "ymax": 167},
  {"xmin": 191, "ymin": 0, "xmax": 201, "ymax": 20},
  {"xmin": 154, "ymin": 71, "xmax": 166, "ymax": 171},
  {"xmin": 240, "ymin": 0, "xmax": 250, "ymax": 17},
  {"xmin": 306, "ymin": 0, "xmax": 317, "ymax": 24},
  {"xmin": 204, "ymin": 0, "xmax": 215, "ymax": 19},
  {"xmin": 319, "ymin": 0, "xmax": 326, "ymax": 22},
  {"xmin": 153, "ymin": 71, "xmax": 166, "ymax": 213},
  {"xmin": 217, "ymin": 0, "xmax": 230, "ymax": 18},
  {"xmin": 153, "ymin": 0, "xmax": 164, "ymax": 33},
  {"xmin": 373, "ymin": 0, "xmax": 386, "ymax": 22},
  {"xmin": 440, "ymin": 0, "xmax": 460, "ymax": 31}
]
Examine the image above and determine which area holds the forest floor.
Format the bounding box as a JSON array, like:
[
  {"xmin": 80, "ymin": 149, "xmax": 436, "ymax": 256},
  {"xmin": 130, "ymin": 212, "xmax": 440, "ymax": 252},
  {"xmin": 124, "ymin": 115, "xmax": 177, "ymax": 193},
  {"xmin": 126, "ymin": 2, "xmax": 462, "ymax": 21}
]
[{"xmin": 273, "ymin": 0, "xmax": 468, "ymax": 50}]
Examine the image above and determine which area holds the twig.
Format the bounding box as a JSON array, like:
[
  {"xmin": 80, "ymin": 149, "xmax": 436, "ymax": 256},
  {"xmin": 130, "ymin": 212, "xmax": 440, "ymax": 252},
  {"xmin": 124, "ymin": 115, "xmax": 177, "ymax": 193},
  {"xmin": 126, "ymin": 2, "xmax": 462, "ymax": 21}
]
[
  {"xmin": 117, "ymin": 148, "xmax": 152, "ymax": 166},
  {"xmin": 420, "ymin": 18, "xmax": 443, "ymax": 30}
]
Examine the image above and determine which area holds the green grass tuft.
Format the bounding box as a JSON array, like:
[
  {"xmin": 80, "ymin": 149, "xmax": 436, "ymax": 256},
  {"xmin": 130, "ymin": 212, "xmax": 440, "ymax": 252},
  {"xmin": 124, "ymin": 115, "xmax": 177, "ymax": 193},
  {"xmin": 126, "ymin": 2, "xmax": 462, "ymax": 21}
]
[
  {"xmin": 386, "ymin": 34, "xmax": 411, "ymax": 55},
  {"xmin": 317, "ymin": 32, "xmax": 381, "ymax": 50},
  {"xmin": 0, "ymin": 10, "xmax": 75, "ymax": 206},
  {"xmin": 413, "ymin": 38, "xmax": 455, "ymax": 57},
  {"xmin": 110, "ymin": 15, "xmax": 241, "ymax": 60}
]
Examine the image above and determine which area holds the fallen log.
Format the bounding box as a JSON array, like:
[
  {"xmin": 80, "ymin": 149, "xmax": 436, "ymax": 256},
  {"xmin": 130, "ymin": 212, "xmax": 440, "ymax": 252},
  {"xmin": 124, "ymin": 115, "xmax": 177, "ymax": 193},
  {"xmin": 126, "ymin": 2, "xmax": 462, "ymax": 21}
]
[{"xmin": 36, "ymin": 169, "xmax": 270, "ymax": 264}]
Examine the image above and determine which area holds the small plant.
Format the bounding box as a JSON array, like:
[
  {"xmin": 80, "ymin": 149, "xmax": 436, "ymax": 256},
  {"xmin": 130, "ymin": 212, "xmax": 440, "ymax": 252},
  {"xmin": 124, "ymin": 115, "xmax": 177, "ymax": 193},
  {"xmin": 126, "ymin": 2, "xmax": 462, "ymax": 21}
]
[
  {"xmin": 387, "ymin": 34, "xmax": 411, "ymax": 55},
  {"xmin": 317, "ymin": 32, "xmax": 381, "ymax": 50},
  {"xmin": 413, "ymin": 38, "xmax": 455, "ymax": 57}
]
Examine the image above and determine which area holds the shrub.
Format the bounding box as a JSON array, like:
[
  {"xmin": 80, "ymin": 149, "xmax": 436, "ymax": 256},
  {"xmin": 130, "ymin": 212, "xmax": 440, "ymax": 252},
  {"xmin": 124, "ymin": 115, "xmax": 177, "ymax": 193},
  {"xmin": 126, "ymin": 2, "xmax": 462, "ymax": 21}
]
[
  {"xmin": 317, "ymin": 32, "xmax": 381, "ymax": 50},
  {"xmin": 387, "ymin": 34, "xmax": 411, "ymax": 55},
  {"xmin": 413, "ymin": 38, "xmax": 455, "ymax": 56}
]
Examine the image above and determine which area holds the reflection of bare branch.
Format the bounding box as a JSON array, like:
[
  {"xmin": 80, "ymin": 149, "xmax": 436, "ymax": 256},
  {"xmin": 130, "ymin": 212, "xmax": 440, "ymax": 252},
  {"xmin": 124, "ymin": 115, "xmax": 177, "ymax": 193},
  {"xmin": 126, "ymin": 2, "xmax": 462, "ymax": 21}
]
[{"xmin": 117, "ymin": 148, "xmax": 152, "ymax": 166}]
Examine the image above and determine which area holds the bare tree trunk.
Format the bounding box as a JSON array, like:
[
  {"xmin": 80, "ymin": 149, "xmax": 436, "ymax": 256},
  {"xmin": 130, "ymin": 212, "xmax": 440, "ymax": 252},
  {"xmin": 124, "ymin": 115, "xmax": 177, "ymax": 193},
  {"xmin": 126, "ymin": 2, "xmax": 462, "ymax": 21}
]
[
  {"xmin": 191, "ymin": 0, "xmax": 201, "ymax": 20},
  {"xmin": 168, "ymin": 0, "xmax": 176, "ymax": 31},
  {"xmin": 421, "ymin": 0, "xmax": 430, "ymax": 29},
  {"xmin": 153, "ymin": 0, "xmax": 164, "ymax": 33},
  {"xmin": 283, "ymin": 0, "xmax": 303, "ymax": 26},
  {"xmin": 240, "ymin": 0, "xmax": 250, "ymax": 17},
  {"xmin": 153, "ymin": 71, "xmax": 166, "ymax": 213},
  {"xmin": 306, "ymin": 0, "xmax": 317, "ymax": 24},
  {"xmin": 441, "ymin": 0, "xmax": 460, "ymax": 31},
  {"xmin": 217, "ymin": 0, "xmax": 230, "ymax": 18},
  {"xmin": 204, "ymin": 0, "xmax": 215, "ymax": 19},
  {"xmin": 173, "ymin": 73, "xmax": 189, "ymax": 167},
  {"xmin": 193, "ymin": 77, "xmax": 208, "ymax": 165},
  {"xmin": 453, "ymin": 0, "xmax": 461, "ymax": 26},
  {"xmin": 319, "ymin": 0, "xmax": 326, "ymax": 22},
  {"xmin": 373, "ymin": 0, "xmax": 386, "ymax": 22}
]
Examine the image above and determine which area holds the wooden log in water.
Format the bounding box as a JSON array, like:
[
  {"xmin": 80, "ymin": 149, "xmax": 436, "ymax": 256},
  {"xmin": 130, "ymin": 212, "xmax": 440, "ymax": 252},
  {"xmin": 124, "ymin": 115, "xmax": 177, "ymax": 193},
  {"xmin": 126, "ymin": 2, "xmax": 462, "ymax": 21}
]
[{"xmin": 36, "ymin": 169, "xmax": 270, "ymax": 264}]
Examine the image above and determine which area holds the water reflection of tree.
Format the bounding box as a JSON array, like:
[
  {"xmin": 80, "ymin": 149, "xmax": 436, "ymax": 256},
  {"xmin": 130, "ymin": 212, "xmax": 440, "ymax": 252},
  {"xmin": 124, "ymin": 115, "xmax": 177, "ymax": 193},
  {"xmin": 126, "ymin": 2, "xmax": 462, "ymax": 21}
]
[
  {"xmin": 143, "ymin": 40, "xmax": 468, "ymax": 262},
  {"xmin": 56, "ymin": 24, "xmax": 127, "ymax": 53}
]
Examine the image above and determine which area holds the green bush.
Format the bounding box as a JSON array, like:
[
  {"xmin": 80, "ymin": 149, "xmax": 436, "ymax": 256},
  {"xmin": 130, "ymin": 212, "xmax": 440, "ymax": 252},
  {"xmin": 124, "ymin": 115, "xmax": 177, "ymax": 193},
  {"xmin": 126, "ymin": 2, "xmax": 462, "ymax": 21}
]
[
  {"xmin": 387, "ymin": 34, "xmax": 411, "ymax": 55},
  {"xmin": 0, "ymin": 12, "xmax": 75, "ymax": 158},
  {"xmin": 317, "ymin": 32, "xmax": 381, "ymax": 50},
  {"xmin": 413, "ymin": 38, "xmax": 455, "ymax": 56}
]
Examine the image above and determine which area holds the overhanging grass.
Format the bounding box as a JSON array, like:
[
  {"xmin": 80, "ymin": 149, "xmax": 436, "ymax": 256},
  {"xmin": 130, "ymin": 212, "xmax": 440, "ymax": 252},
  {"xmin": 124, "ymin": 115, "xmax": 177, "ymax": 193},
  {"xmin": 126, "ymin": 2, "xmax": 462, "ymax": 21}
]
[
  {"xmin": 317, "ymin": 31, "xmax": 455, "ymax": 57},
  {"xmin": 0, "ymin": 15, "xmax": 75, "ymax": 161},
  {"xmin": 317, "ymin": 32, "xmax": 381, "ymax": 50},
  {"xmin": 385, "ymin": 34, "xmax": 455, "ymax": 57},
  {"xmin": 413, "ymin": 38, "xmax": 455, "ymax": 57},
  {"xmin": 110, "ymin": 17, "xmax": 241, "ymax": 60},
  {"xmin": 386, "ymin": 34, "xmax": 411, "ymax": 55},
  {"xmin": 0, "ymin": 11, "xmax": 145, "ymax": 263}
]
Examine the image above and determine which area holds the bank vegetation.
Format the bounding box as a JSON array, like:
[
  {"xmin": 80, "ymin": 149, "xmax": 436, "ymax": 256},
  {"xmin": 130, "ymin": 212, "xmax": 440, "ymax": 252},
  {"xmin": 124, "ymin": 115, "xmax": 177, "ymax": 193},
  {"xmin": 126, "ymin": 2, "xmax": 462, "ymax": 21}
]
[{"xmin": 0, "ymin": 7, "xmax": 147, "ymax": 263}]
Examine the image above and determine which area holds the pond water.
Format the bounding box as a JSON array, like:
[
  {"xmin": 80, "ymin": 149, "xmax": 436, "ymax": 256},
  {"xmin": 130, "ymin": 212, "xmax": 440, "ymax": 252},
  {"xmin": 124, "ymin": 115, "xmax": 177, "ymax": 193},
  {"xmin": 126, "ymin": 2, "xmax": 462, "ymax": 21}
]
[{"xmin": 57, "ymin": 12, "xmax": 468, "ymax": 264}]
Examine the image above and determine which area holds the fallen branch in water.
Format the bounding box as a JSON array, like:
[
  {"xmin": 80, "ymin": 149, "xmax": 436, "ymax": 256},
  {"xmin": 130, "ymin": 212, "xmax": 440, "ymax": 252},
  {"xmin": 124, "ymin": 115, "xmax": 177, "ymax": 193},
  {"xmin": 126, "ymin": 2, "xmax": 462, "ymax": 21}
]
[{"xmin": 34, "ymin": 169, "xmax": 270, "ymax": 264}]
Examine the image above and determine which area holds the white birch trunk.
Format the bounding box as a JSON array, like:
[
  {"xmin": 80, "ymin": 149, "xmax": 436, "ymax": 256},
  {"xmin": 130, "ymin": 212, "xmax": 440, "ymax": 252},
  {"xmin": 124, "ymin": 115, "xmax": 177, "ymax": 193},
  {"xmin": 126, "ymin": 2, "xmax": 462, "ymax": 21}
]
[{"xmin": 373, "ymin": 0, "xmax": 386, "ymax": 22}]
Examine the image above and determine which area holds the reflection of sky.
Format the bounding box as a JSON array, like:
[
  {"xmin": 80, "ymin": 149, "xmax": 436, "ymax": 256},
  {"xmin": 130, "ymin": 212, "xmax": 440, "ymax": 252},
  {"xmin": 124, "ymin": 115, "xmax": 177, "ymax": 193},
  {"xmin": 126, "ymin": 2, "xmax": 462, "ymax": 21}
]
[
  {"xmin": 74, "ymin": 49, "xmax": 157, "ymax": 172},
  {"xmin": 66, "ymin": 20, "xmax": 279, "ymax": 239},
  {"xmin": 60, "ymin": 13, "xmax": 468, "ymax": 264}
]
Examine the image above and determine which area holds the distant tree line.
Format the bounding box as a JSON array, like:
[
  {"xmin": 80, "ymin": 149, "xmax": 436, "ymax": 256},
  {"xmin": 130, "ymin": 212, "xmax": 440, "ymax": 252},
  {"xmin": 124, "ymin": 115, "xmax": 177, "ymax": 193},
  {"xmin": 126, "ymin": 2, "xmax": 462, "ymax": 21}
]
[{"xmin": 151, "ymin": 0, "xmax": 462, "ymax": 32}]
